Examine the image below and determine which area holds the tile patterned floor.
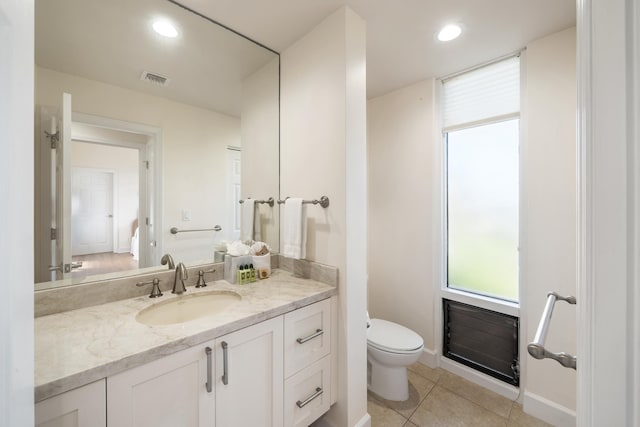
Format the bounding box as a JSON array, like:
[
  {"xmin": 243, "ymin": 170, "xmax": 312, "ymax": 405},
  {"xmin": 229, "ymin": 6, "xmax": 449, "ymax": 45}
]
[{"xmin": 367, "ymin": 363, "xmax": 553, "ymax": 427}]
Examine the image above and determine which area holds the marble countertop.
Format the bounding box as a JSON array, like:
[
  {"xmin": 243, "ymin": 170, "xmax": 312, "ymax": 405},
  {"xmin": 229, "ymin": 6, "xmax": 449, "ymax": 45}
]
[{"xmin": 35, "ymin": 270, "xmax": 336, "ymax": 402}]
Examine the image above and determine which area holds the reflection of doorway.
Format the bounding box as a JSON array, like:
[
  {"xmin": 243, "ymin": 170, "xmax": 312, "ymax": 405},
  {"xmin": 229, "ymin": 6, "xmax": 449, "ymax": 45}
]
[
  {"xmin": 69, "ymin": 139, "xmax": 140, "ymax": 275},
  {"xmin": 227, "ymin": 147, "xmax": 241, "ymax": 241},
  {"xmin": 71, "ymin": 168, "xmax": 114, "ymax": 255}
]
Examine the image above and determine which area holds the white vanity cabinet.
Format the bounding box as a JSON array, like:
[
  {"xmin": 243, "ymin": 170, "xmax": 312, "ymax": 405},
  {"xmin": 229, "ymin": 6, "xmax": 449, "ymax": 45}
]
[
  {"xmin": 106, "ymin": 341, "xmax": 215, "ymax": 427},
  {"xmin": 39, "ymin": 298, "xmax": 333, "ymax": 427},
  {"xmin": 283, "ymin": 298, "xmax": 332, "ymax": 427},
  {"xmin": 35, "ymin": 380, "xmax": 106, "ymax": 427},
  {"xmin": 215, "ymin": 315, "xmax": 284, "ymax": 427}
]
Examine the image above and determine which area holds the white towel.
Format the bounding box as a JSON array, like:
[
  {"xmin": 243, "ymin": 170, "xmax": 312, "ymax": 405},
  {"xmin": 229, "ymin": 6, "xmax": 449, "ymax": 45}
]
[
  {"xmin": 240, "ymin": 199, "xmax": 255, "ymax": 242},
  {"xmin": 283, "ymin": 198, "xmax": 307, "ymax": 259}
]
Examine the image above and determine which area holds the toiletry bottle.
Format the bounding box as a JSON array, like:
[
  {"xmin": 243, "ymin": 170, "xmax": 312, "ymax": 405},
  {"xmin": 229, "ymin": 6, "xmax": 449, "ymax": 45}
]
[
  {"xmin": 243, "ymin": 264, "xmax": 250, "ymax": 284},
  {"xmin": 249, "ymin": 264, "xmax": 256, "ymax": 282},
  {"xmin": 237, "ymin": 265, "xmax": 244, "ymax": 284}
]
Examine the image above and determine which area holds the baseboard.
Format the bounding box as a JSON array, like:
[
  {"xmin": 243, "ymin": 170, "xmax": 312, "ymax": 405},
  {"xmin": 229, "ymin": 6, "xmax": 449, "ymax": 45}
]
[
  {"xmin": 419, "ymin": 347, "xmax": 438, "ymax": 368},
  {"xmin": 523, "ymin": 391, "xmax": 576, "ymax": 427},
  {"xmin": 353, "ymin": 413, "xmax": 371, "ymax": 427},
  {"xmin": 440, "ymin": 357, "xmax": 519, "ymax": 401}
]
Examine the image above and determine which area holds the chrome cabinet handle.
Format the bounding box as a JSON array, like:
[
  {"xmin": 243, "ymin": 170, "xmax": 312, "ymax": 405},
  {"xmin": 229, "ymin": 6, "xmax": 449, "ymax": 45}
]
[
  {"xmin": 221, "ymin": 341, "xmax": 229, "ymax": 385},
  {"xmin": 296, "ymin": 387, "xmax": 323, "ymax": 408},
  {"xmin": 296, "ymin": 329, "xmax": 323, "ymax": 344},
  {"xmin": 205, "ymin": 347, "xmax": 212, "ymax": 393}
]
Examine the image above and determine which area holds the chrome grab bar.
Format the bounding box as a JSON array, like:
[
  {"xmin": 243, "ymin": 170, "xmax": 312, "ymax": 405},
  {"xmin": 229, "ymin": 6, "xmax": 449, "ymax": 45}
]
[
  {"xmin": 170, "ymin": 225, "xmax": 222, "ymax": 234},
  {"xmin": 277, "ymin": 196, "xmax": 330, "ymax": 208},
  {"xmin": 239, "ymin": 197, "xmax": 275, "ymax": 207},
  {"xmin": 527, "ymin": 292, "xmax": 577, "ymax": 370}
]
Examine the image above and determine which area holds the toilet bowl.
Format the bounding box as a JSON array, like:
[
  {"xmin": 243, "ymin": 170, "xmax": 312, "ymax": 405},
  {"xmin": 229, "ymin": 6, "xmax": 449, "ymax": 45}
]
[{"xmin": 367, "ymin": 318, "xmax": 424, "ymax": 401}]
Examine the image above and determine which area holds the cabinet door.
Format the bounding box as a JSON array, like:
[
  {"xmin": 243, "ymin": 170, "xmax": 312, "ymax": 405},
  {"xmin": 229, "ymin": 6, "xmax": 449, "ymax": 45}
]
[
  {"xmin": 107, "ymin": 342, "xmax": 215, "ymax": 427},
  {"xmin": 35, "ymin": 380, "xmax": 106, "ymax": 427},
  {"xmin": 284, "ymin": 355, "xmax": 331, "ymax": 427},
  {"xmin": 284, "ymin": 299, "xmax": 331, "ymax": 378},
  {"xmin": 215, "ymin": 316, "xmax": 283, "ymax": 427}
]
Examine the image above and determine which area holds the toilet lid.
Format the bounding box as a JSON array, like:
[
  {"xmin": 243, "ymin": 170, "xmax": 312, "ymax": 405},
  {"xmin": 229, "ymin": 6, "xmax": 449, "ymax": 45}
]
[{"xmin": 367, "ymin": 319, "xmax": 423, "ymax": 352}]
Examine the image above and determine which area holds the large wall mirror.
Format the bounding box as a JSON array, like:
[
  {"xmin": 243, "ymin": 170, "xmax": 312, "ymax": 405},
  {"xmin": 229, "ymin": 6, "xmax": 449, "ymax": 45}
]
[{"xmin": 34, "ymin": 0, "xmax": 280, "ymax": 289}]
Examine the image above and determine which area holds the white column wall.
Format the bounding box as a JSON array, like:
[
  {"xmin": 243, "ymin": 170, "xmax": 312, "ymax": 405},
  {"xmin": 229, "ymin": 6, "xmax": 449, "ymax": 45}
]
[
  {"xmin": 280, "ymin": 6, "xmax": 368, "ymax": 427},
  {"xmin": 0, "ymin": 1, "xmax": 35, "ymax": 425},
  {"xmin": 521, "ymin": 27, "xmax": 577, "ymax": 425}
]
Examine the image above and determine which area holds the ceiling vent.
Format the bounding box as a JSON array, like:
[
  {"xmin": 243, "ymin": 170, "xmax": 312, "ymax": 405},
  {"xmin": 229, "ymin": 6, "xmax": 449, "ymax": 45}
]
[{"xmin": 140, "ymin": 71, "xmax": 170, "ymax": 87}]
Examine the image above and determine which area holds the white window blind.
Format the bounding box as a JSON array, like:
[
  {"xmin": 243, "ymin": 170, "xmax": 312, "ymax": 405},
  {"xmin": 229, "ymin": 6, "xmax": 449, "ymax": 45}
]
[{"xmin": 442, "ymin": 56, "xmax": 520, "ymax": 131}]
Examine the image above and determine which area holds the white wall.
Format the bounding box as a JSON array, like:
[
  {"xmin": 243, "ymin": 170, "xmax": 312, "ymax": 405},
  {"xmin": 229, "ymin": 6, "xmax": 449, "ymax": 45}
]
[
  {"xmin": 242, "ymin": 57, "xmax": 280, "ymax": 247},
  {"xmin": 35, "ymin": 66, "xmax": 241, "ymax": 263},
  {"xmin": 281, "ymin": 6, "xmax": 369, "ymax": 427},
  {"xmin": 71, "ymin": 141, "xmax": 139, "ymax": 253},
  {"xmin": 367, "ymin": 27, "xmax": 577, "ymax": 424},
  {"xmin": 367, "ymin": 79, "xmax": 437, "ymax": 355},
  {"xmin": 522, "ymin": 27, "xmax": 577, "ymax": 423},
  {"xmin": 0, "ymin": 0, "xmax": 35, "ymax": 425}
]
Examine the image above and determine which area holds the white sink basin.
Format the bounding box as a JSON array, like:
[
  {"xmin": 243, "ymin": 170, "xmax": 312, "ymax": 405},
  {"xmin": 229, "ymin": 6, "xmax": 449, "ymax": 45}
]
[{"xmin": 136, "ymin": 291, "xmax": 241, "ymax": 326}]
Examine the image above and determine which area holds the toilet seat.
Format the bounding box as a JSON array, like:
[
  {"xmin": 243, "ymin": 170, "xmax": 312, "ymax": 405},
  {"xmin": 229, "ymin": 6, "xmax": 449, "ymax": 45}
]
[{"xmin": 367, "ymin": 318, "xmax": 423, "ymax": 354}]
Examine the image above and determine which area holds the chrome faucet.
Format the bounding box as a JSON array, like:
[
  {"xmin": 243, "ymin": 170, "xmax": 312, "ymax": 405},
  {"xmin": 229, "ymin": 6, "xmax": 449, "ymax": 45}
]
[
  {"xmin": 161, "ymin": 253, "xmax": 175, "ymax": 270},
  {"xmin": 172, "ymin": 262, "xmax": 188, "ymax": 294}
]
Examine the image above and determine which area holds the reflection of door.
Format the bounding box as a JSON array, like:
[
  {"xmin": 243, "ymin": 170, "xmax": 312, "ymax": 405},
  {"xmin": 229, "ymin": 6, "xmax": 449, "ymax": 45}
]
[
  {"xmin": 227, "ymin": 148, "xmax": 241, "ymax": 241},
  {"xmin": 71, "ymin": 168, "xmax": 114, "ymax": 255},
  {"xmin": 55, "ymin": 92, "xmax": 72, "ymax": 278}
]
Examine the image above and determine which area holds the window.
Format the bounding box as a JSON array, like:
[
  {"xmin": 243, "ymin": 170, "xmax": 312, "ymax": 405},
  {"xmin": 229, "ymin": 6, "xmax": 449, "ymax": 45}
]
[{"xmin": 442, "ymin": 56, "xmax": 520, "ymax": 302}]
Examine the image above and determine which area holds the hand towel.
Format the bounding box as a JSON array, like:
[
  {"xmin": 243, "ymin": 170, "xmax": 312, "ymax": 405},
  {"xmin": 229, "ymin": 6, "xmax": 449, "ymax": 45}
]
[
  {"xmin": 240, "ymin": 199, "xmax": 255, "ymax": 242},
  {"xmin": 283, "ymin": 198, "xmax": 307, "ymax": 260}
]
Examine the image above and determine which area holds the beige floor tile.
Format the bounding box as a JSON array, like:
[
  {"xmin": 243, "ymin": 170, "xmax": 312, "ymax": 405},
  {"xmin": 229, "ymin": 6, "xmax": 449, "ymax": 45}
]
[
  {"xmin": 507, "ymin": 403, "xmax": 552, "ymax": 427},
  {"xmin": 409, "ymin": 385, "xmax": 508, "ymax": 427},
  {"xmin": 437, "ymin": 370, "xmax": 513, "ymax": 418},
  {"xmin": 368, "ymin": 393, "xmax": 408, "ymax": 427},
  {"xmin": 403, "ymin": 421, "xmax": 419, "ymax": 427},
  {"xmin": 369, "ymin": 370, "xmax": 436, "ymax": 418},
  {"xmin": 408, "ymin": 362, "xmax": 444, "ymax": 383}
]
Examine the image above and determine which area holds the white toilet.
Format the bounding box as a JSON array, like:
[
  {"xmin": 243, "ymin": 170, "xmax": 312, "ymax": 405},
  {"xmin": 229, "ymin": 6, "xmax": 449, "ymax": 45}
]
[{"xmin": 367, "ymin": 318, "xmax": 424, "ymax": 401}]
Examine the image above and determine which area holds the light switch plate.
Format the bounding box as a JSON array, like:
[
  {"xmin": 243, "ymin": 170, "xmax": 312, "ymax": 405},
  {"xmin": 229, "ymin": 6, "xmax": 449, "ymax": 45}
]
[{"xmin": 182, "ymin": 209, "xmax": 192, "ymax": 221}]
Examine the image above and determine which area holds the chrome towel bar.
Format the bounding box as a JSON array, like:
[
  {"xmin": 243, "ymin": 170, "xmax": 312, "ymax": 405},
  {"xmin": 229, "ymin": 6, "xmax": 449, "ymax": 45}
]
[
  {"xmin": 527, "ymin": 292, "xmax": 577, "ymax": 370},
  {"xmin": 277, "ymin": 196, "xmax": 330, "ymax": 208},
  {"xmin": 170, "ymin": 225, "xmax": 222, "ymax": 234},
  {"xmin": 239, "ymin": 197, "xmax": 275, "ymax": 207}
]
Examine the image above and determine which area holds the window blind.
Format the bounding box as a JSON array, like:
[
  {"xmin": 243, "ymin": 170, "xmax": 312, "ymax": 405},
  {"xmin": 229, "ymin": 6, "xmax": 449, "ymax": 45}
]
[{"xmin": 442, "ymin": 56, "xmax": 520, "ymax": 131}]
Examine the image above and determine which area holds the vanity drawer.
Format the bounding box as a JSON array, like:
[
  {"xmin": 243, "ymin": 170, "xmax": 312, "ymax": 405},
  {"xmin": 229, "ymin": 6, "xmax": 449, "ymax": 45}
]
[
  {"xmin": 284, "ymin": 355, "xmax": 331, "ymax": 427},
  {"xmin": 284, "ymin": 298, "xmax": 331, "ymax": 377}
]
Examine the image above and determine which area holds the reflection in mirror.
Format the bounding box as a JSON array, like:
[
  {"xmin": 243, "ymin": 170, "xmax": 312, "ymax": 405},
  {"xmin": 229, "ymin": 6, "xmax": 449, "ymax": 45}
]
[{"xmin": 34, "ymin": 0, "xmax": 280, "ymax": 289}]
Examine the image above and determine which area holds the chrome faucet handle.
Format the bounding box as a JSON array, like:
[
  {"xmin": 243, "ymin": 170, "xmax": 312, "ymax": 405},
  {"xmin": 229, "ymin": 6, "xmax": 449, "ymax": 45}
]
[
  {"xmin": 136, "ymin": 278, "xmax": 163, "ymax": 298},
  {"xmin": 196, "ymin": 269, "xmax": 217, "ymax": 288},
  {"xmin": 160, "ymin": 254, "xmax": 175, "ymax": 270}
]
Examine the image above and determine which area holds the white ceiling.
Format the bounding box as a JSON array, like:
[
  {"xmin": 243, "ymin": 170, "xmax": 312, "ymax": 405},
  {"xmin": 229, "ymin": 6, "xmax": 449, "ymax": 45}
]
[
  {"xmin": 179, "ymin": 0, "xmax": 576, "ymax": 98},
  {"xmin": 35, "ymin": 0, "xmax": 277, "ymax": 117},
  {"xmin": 36, "ymin": 0, "xmax": 576, "ymax": 115}
]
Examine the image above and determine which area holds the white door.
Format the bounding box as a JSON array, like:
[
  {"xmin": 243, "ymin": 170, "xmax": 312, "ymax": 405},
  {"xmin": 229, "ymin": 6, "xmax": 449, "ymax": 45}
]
[
  {"xmin": 71, "ymin": 168, "xmax": 114, "ymax": 255},
  {"xmin": 226, "ymin": 148, "xmax": 241, "ymax": 241},
  {"xmin": 215, "ymin": 316, "xmax": 283, "ymax": 427},
  {"xmin": 107, "ymin": 341, "xmax": 215, "ymax": 426}
]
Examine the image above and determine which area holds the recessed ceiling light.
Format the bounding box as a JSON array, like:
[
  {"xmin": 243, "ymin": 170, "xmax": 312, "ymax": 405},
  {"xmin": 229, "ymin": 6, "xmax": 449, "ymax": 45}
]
[
  {"xmin": 152, "ymin": 20, "xmax": 178, "ymax": 38},
  {"xmin": 437, "ymin": 24, "xmax": 462, "ymax": 42}
]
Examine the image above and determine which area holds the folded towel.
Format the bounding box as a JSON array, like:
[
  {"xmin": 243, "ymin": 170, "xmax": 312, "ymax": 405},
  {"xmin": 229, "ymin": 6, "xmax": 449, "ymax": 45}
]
[
  {"xmin": 283, "ymin": 198, "xmax": 307, "ymax": 260},
  {"xmin": 240, "ymin": 199, "xmax": 255, "ymax": 242}
]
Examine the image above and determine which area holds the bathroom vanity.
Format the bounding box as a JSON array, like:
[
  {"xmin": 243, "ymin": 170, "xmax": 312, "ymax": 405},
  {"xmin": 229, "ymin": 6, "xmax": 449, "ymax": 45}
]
[{"xmin": 34, "ymin": 269, "xmax": 337, "ymax": 427}]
